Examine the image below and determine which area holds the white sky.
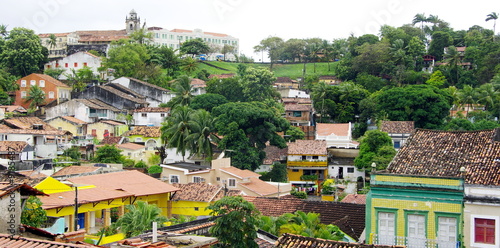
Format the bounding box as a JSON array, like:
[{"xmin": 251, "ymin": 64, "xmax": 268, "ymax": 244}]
[{"xmin": 1, "ymin": 0, "xmax": 499, "ymax": 61}]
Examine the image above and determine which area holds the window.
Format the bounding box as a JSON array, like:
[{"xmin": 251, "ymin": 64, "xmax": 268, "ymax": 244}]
[
  {"xmin": 160, "ymin": 113, "xmax": 165, "ymax": 117},
  {"xmin": 170, "ymin": 175, "xmax": 179, "ymax": 184},
  {"xmin": 407, "ymin": 214, "xmax": 426, "ymax": 248},
  {"xmin": 474, "ymin": 218, "xmax": 497, "ymax": 245},
  {"xmin": 56, "ymin": 63, "xmax": 59, "ymax": 67},
  {"xmin": 30, "ymin": 80, "xmax": 36, "ymax": 86},
  {"xmin": 301, "ymin": 155, "xmax": 307, "ymax": 160},
  {"xmin": 65, "ymin": 63, "xmax": 68, "ymax": 68},
  {"xmin": 292, "ymin": 169, "xmax": 299, "ymax": 172},
  {"xmin": 293, "ymin": 111, "xmax": 302, "ymax": 117},
  {"xmin": 135, "ymin": 137, "xmax": 143, "ymax": 142},
  {"xmin": 39, "ymin": 80, "xmax": 45, "ymax": 87},
  {"xmin": 21, "ymin": 80, "xmax": 26, "ymax": 87},
  {"xmin": 437, "ymin": 216, "xmax": 457, "ymax": 246},
  {"xmin": 141, "ymin": 113, "xmax": 147, "ymax": 117},
  {"xmin": 216, "ymin": 177, "xmax": 220, "ymax": 181},
  {"xmin": 194, "ymin": 207, "xmax": 199, "ymax": 211},
  {"xmin": 312, "ymin": 156, "xmax": 318, "ymax": 159},
  {"xmin": 228, "ymin": 178, "xmax": 236, "ymax": 187},
  {"xmin": 347, "ymin": 167, "xmax": 355, "ymax": 173},
  {"xmin": 21, "ymin": 91, "xmax": 27, "ymax": 98},
  {"xmin": 193, "ymin": 176, "xmax": 202, "ymax": 183},
  {"xmin": 74, "ymin": 62, "xmax": 78, "ymax": 67},
  {"xmin": 47, "ymin": 65, "xmax": 51, "ymax": 69},
  {"xmin": 83, "ymin": 62, "xmax": 88, "ymax": 67},
  {"xmin": 48, "ymin": 91, "xmax": 55, "ymax": 99},
  {"xmin": 91, "ymin": 129, "xmax": 97, "ymax": 137},
  {"xmin": 378, "ymin": 212, "xmax": 396, "ymax": 245},
  {"xmin": 394, "ymin": 141, "xmax": 401, "ymax": 149}
]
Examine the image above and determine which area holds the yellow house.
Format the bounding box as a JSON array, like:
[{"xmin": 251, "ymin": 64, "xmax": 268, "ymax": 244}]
[
  {"xmin": 170, "ymin": 182, "xmax": 241, "ymax": 217},
  {"xmin": 37, "ymin": 170, "xmax": 179, "ymax": 233},
  {"xmin": 46, "ymin": 116, "xmax": 87, "ymax": 136},
  {"xmin": 122, "ymin": 126, "xmax": 161, "ymax": 151},
  {"xmin": 117, "ymin": 142, "xmax": 147, "ymax": 162},
  {"xmin": 287, "ymin": 140, "xmax": 328, "ymax": 189},
  {"xmin": 87, "ymin": 120, "xmax": 128, "ymax": 140}
]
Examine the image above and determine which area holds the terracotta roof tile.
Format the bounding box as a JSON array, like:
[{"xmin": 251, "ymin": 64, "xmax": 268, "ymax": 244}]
[
  {"xmin": 263, "ymin": 145, "xmax": 288, "ymax": 165},
  {"xmin": 0, "ymin": 233, "xmax": 97, "ymax": 247},
  {"xmin": 0, "ymin": 171, "xmax": 46, "ymax": 186},
  {"xmin": 340, "ymin": 194, "xmax": 366, "ymax": 204},
  {"xmin": 100, "ymin": 85, "xmax": 148, "ymax": 104},
  {"xmin": 100, "ymin": 136, "xmax": 123, "ymax": 145},
  {"xmin": 380, "ymin": 121, "xmax": 415, "ymax": 134},
  {"xmin": 171, "ymin": 183, "xmax": 242, "ymax": 202},
  {"xmin": 41, "ymin": 187, "xmax": 134, "ymax": 209},
  {"xmin": 52, "ymin": 166, "xmax": 100, "ymax": 177},
  {"xmin": 0, "ymin": 105, "xmax": 27, "ymax": 113},
  {"xmin": 0, "ymin": 182, "xmax": 45, "ymax": 198},
  {"xmin": 38, "ymin": 32, "xmax": 71, "ymax": 38},
  {"xmin": 275, "ymin": 77, "xmax": 294, "ymax": 83},
  {"xmin": 123, "ymin": 126, "xmax": 161, "ymax": 138},
  {"xmin": 0, "ymin": 141, "xmax": 29, "ymax": 152},
  {"xmin": 316, "ymin": 123, "xmax": 349, "ymax": 137},
  {"xmin": 287, "ymin": 140, "xmax": 327, "ymax": 155},
  {"xmin": 16, "ymin": 170, "xmax": 47, "ymax": 179},
  {"xmin": 208, "ymin": 73, "xmax": 235, "ymax": 79},
  {"xmin": 99, "ymin": 120, "xmax": 125, "ymax": 126},
  {"xmin": 281, "ymin": 97, "xmax": 312, "ymax": 105},
  {"xmin": 387, "ymin": 128, "xmax": 500, "ymax": 185},
  {"xmin": 239, "ymin": 178, "xmax": 280, "ymax": 196},
  {"xmin": 118, "ymin": 142, "xmax": 145, "ymax": 150},
  {"xmin": 190, "ymin": 78, "xmax": 206, "ymax": 88},
  {"xmin": 68, "ymin": 170, "xmax": 179, "ymax": 196},
  {"xmin": 4, "ymin": 117, "xmax": 58, "ymax": 131},
  {"xmin": 219, "ymin": 166, "xmax": 261, "ymax": 179},
  {"xmin": 60, "ymin": 116, "xmax": 87, "ymax": 125},
  {"xmin": 276, "ymin": 233, "xmax": 404, "ymax": 248}
]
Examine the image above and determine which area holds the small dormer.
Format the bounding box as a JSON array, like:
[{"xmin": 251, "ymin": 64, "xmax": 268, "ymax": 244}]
[{"xmin": 32, "ymin": 124, "xmax": 44, "ymax": 130}]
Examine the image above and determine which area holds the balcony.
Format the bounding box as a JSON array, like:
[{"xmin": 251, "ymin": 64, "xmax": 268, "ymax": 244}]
[
  {"xmin": 287, "ymin": 160, "xmax": 327, "ymax": 167},
  {"xmin": 372, "ymin": 234, "xmax": 460, "ymax": 248}
]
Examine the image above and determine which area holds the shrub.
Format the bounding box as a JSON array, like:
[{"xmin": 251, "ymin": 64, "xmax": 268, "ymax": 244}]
[
  {"xmin": 148, "ymin": 165, "xmax": 162, "ymax": 174},
  {"xmin": 135, "ymin": 160, "xmax": 147, "ymax": 168},
  {"xmin": 291, "ymin": 190, "xmax": 307, "ymax": 199}
]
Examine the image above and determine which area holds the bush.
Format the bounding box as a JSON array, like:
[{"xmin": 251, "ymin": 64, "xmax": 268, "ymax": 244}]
[
  {"xmin": 148, "ymin": 165, "xmax": 162, "ymax": 174},
  {"xmin": 122, "ymin": 159, "xmax": 135, "ymax": 168},
  {"xmin": 291, "ymin": 190, "xmax": 307, "ymax": 199},
  {"xmin": 135, "ymin": 160, "xmax": 147, "ymax": 168}
]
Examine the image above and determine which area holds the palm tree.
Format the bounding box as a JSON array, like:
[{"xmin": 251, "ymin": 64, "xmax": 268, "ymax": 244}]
[
  {"xmin": 181, "ymin": 57, "xmax": 198, "ymax": 76},
  {"xmin": 457, "ymin": 85, "xmax": 479, "ymax": 114},
  {"xmin": 477, "ymin": 83, "xmax": 500, "ymax": 112},
  {"xmin": 129, "ymin": 23, "xmax": 153, "ymax": 44},
  {"xmin": 167, "ymin": 75, "xmax": 195, "ymax": 108},
  {"xmin": 0, "ymin": 24, "xmax": 8, "ymax": 37},
  {"xmin": 45, "ymin": 34, "xmax": 57, "ymax": 56},
  {"xmin": 24, "ymin": 85, "xmax": 46, "ymax": 111},
  {"xmin": 186, "ymin": 109, "xmax": 219, "ymax": 160},
  {"xmin": 163, "ymin": 105, "xmax": 193, "ymax": 161},
  {"xmin": 412, "ymin": 13, "xmax": 428, "ymax": 34},
  {"xmin": 114, "ymin": 201, "xmax": 167, "ymax": 238},
  {"xmin": 390, "ymin": 39, "xmax": 407, "ymax": 66},
  {"xmin": 444, "ymin": 46, "xmax": 461, "ymax": 85},
  {"xmin": 311, "ymin": 82, "xmax": 330, "ymax": 123},
  {"xmin": 486, "ymin": 12, "xmax": 499, "ymax": 40}
]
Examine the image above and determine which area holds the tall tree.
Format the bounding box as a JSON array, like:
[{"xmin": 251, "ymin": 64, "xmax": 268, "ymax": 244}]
[
  {"xmin": 45, "ymin": 34, "xmax": 57, "ymax": 52},
  {"xmin": 241, "ymin": 67, "xmax": 277, "ymax": 102},
  {"xmin": 129, "ymin": 25, "xmax": 153, "ymax": 44},
  {"xmin": 186, "ymin": 109, "xmax": 219, "ymax": 160},
  {"xmin": 428, "ymin": 31, "xmax": 453, "ymax": 61},
  {"xmin": 163, "ymin": 105, "xmax": 193, "ymax": 161},
  {"xmin": 354, "ymin": 130, "xmax": 396, "ymax": 171},
  {"xmin": 0, "ymin": 24, "xmax": 7, "ymax": 37},
  {"xmin": 221, "ymin": 44, "xmax": 235, "ymax": 61},
  {"xmin": 486, "ymin": 12, "xmax": 499, "ymax": 40},
  {"xmin": 254, "ymin": 36, "xmax": 284, "ymax": 70},
  {"xmin": 179, "ymin": 38, "xmax": 210, "ymax": 57},
  {"xmin": 103, "ymin": 42, "xmax": 150, "ymax": 79},
  {"xmin": 181, "ymin": 57, "xmax": 198, "ymax": 76},
  {"xmin": 412, "ymin": 13, "xmax": 428, "ymax": 33},
  {"xmin": 208, "ymin": 196, "xmax": 260, "ymax": 248},
  {"xmin": 167, "ymin": 75, "xmax": 195, "ymax": 108},
  {"xmin": 0, "ymin": 28, "xmax": 47, "ymax": 76},
  {"xmin": 93, "ymin": 145, "xmax": 124, "ymax": 163},
  {"xmin": 457, "ymin": 85, "xmax": 479, "ymax": 114}
]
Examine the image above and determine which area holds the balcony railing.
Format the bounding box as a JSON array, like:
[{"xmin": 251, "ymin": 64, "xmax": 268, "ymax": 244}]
[
  {"xmin": 372, "ymin": 234, "xmax": 460, "ymax": 248},
  {"xmin": 287, "ymin": 160, "xmax": 327, "ymax": 167}
]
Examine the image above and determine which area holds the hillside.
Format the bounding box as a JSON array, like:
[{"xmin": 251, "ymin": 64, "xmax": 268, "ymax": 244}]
[{"xmin": 197, "ymin": 61, "xmax": 337, "ymax": 79}]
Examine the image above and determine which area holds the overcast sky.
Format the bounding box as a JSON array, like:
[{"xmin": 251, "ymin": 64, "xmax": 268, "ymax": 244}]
[{"xmin": 1, "ymin": 0, "xmax": 499, "ymax": 61}]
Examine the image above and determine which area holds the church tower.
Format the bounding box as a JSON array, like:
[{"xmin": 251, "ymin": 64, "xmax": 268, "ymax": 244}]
[{"xmin": 125, "ymin": 9, "xmax": 141, "ymax": 34}]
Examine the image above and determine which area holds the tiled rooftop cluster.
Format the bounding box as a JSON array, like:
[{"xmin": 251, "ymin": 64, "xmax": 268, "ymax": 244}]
[
  {"xmin": 380, "ymin": 121, "xmax": 415, "ymax": 134},
  {"xmin": 123, "ymin": 126, "xmax": 161, "ymax": 137},
  {"xmin": 171, "ymin": 183, "xmax": 240, "ymax": 202},
  {"xmin": 275, "ymin": 233, "xmax": 405, "ymax": 248},
  {"xmin": 0, "ymin": 233, "xmax": 96, "ymax": 248},
  {"xmin": 287, "ymin": 140, "xmax": 327, "ymax": 155}
]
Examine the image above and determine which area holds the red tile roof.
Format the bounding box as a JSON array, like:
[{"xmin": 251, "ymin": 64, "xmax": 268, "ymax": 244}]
[
  {"xmin": 38, "ymin": 32, "xmax": 71, "ymax": 38},
  {"xmin": 123, "ymin": 126, "xmax": 161, "ymax": 138},
  {"xmin": 41, "ymin": 187, "xmax": 134, "ymax": 209},
  {"xmin": 68, "ymin": 170, "xmax": 179, "ymax": 196},
  {"xmin": 316, "ymin": 123, "xmax": 349, "ymax": 137},
  {"xmin": 263, "ymin": 145, "xmax": 288, "ymax": 165},
  {"xmin": 60, "ymin": 116, "xmax": 87, "ymax": 125},
  {"xmin": 0, "ymin": 233, "xmax": 97, "ymax": 248},
  {"xmin": 387, "ymin": 129, "xmax": 500, "ymax": 185},
  {"xmin": 4, "ymin": 117, "xmax": 58, "ymax": 131},
  {"xmin": 208, "ymin": 74, "xmax": 235, "ymax": 79},
  {"xmin": 380, "ymin": 121, "xmax": 415, "ymax": 134},
  {"xmin": 340, "ymin": 194, "xmax": 366, "ymax": 204},
  {"xmin": 0, "ymin": 105, "xmax": 27, "ymax": 113},
  {"xmin": 171, "ymin": 183, "xmax": 241, "ymax": 202},
  {"xmin": 0, "ymin": 182, "xmax": 46, "ymax": 198},
  {"xmin": 118, "ymin": 142, "xmax": 145, "ymax": 150},
  {"xmin": 190, "ymin": 78, "xmax": 206, "ymax": 88},
  {"xmin": 219, "ymin": 167, "xmax": 261, "ymax": 179},
  {"xmin": 276, "ymin": 233, "xmax": 403, "ymax": 248},
  {"xmin": 285, "ymin": 104, "xmax": 312, "ymax": 111},
  {"xmin": 239, "ymin": 178, "xmax": 281, "ymax": 196},
  {"xmin": 0, "ymin": 141, "xmax": 29, "ymax": 152},
  {"xmin": 134, "ymin": 107, "xmax": 170, "ymax": 113},
  {"xmin": 31, "ymin": 73, "xmax": 71, "ymax": 88},
  {"xmin": 52, "ymin": 166, "xmax": 100, "ymax": 177},
  {"xmin": 287, "ymin": 140, "xmax": 327, "ymax": 155},
  {"xmin": 100, "ymin": 136, "xmax": 123, "ymax": 145}
]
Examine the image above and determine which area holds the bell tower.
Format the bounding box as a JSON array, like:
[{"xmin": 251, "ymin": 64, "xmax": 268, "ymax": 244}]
[{"xmin": 125, "ymin": 9, "xmax": 141, "ymax": 34}]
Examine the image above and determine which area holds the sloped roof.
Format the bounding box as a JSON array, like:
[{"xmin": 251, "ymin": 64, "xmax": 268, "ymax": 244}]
[
  {"xmin": 281, "ymin": 97, "xmax": 312, "ymax": 105},
  {"xmin": 0, "ymin": 182, "xmax": 46, "ymax": 198},
  {"xmin": 219, "ymin": 166, "xmax": 261, "ymax": 179},
  {"xmin": 99, "ymin": 120, "xmax": 125, "ymax": 126},
  {"xmin": 60, "ymin": 116, "xmax": 87, "ymax": 125},
  {"xmin": 52, "ymin": 166, "xmax": 100, "ymax": 177},
  {"xmin": 263, "ymin": 145, "xmax": 288, "ymax": 165},
  {"xmin": 0, "ymin": 171, "xmax": 47, "ymax": 186},
  {"xmin": 76, "ymin": 30, "xmax": 128, "ymax": 42},
  {"xmin": 316, "ymin": 123, "xmax": 349, "ymax": 137},
  {"xmin": 68, "ymin": 170, "xmax": 179, "ymax": 196},
  {"xmin": 4, "ymin": 117, "xmax": 58, "ymax": 131},
  {"xmin": 38, "ymin": 32, "xmax": 71, "ymax": 38},
  {"xmin": 0, "ymin": 141, "xmax": 29, "ymax": 152},
  {"xmin": 0, "ymin": 233, "xmax": 97, "ymax": 248},
  {"xmin": 100, "ymin": 85, "xmax": 148, "ymax": 104},
  {"xmin": 276, "ymin": 233, "xmax": 403, "ymax": 248},
  {"xmin": 16, "ymin": 170, "xmax": 47, "ymax": 179},
  {"xmin": 118, "ymin": 142, "xmax": 145, "ymax": 151},
  {"xmin": 41, "ymin": 187, "xmax": 134, "ymax": 209},
  {"xmin": 123, "ymin": 126, "xmax": 161, "ymax": 137},
  {"xmin": 387, "ymin": 129, "xmax": 500, "ymax": 186},
  {"xmin": 171, "ymin": 182, "xmax": 241, "ymax": 202},
  {"xmin": 73, "ymin": 99, "xmax": 121, "ymax": 112},
  {"xmin": 127, "ymin": 77, "xmax": 170, "ymax": 92},
  {"xmin": 340, "ymin": 194, "xmax": 366, "ymax": 204},
  {"xmin": 190, "ymin": 78, "xmax": 206, "ymax": 88},
  {"xmin": 100, "ymin": 136, "xmax": 123, "ymax": 145},
  {"xmin": 287, "ymin": 140, "xmax": 327, "ymax": 155},
  {"xmin": 208, "ymin": 73, "xmax": 235, "ymax": 79},
  {"xmin": 0, "ymin": 105, "xmax": 27, "ymax": 113},
  {"xmin": 30, "ymin": 73, "xmax": 71, "ymax": 88},
  {"xmin": 244, "ymin": 195, "xmax": 366, "ymax": 240},
  {"xmin": 239, "ymin": 178, "xmax": 281, "ymax": 196},
  {"xmin": 275, "ymin": 77, "xmax": 294, "ymax": 83},
  {"xmin": 380, "ymin": 121, "xmax": 415, "ymax": 134}
]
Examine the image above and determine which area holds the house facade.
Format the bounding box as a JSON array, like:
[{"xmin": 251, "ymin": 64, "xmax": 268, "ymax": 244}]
[
  {"xmin": 284, "ymin": 104, "xmax": 312, "ymax": 126},
  {"xmin": 14, "ymin": 74, "xmax": 72, "ymax": 109},
  {"xmin": 45, "ymin": 98, "xmax": 125, "ymax": 123},
  {"xmin": 44, "ymin": 52, "xmax": 103, "ymax": 80},
  {"xmin": 379, "ymin": 121, "xmax": 415, "ymax": 149},
  {"xmin": 316, "ymin": 123, "xmax": 359, "ymax": 148},
  {"xmin": 132, "ymin": 107, "xmax": 170, "ymax": 126},
  {"xmin": 287, "ymin": 140, "xmax": 328, "ymax": 189},
  {"xmin": 0, "ymin": 141, "xmax": 34, "ymax": 161},
  {"xmin": 87, "ymin": 120, "xmax": 127, "ymax": 140},
  {"xmin": 46, "ymin": 116, "xmax": 87, "ymax": 137},
  {"xmin": 112, "ymin": 77, "xmax": 172, "ymax": 107},
  {"xmin": 122, "ymin": 126, "xmax": 161, "ymax": 151}
]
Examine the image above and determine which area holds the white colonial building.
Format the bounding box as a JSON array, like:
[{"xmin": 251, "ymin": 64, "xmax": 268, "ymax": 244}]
[{"xmin": 44, "ymin": 52, "xmax": 103, "ymax": 80}]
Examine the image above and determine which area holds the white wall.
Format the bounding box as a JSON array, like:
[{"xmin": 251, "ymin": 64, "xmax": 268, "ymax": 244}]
[{"xmin": 45, "ymin": 52, "xmax": 102, "ymax": 80}]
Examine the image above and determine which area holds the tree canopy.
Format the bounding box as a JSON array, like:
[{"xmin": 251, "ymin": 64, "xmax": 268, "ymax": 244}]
[{"xmin": 0, "ymin": 27, "xmax": 47, "ymax": 76}]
